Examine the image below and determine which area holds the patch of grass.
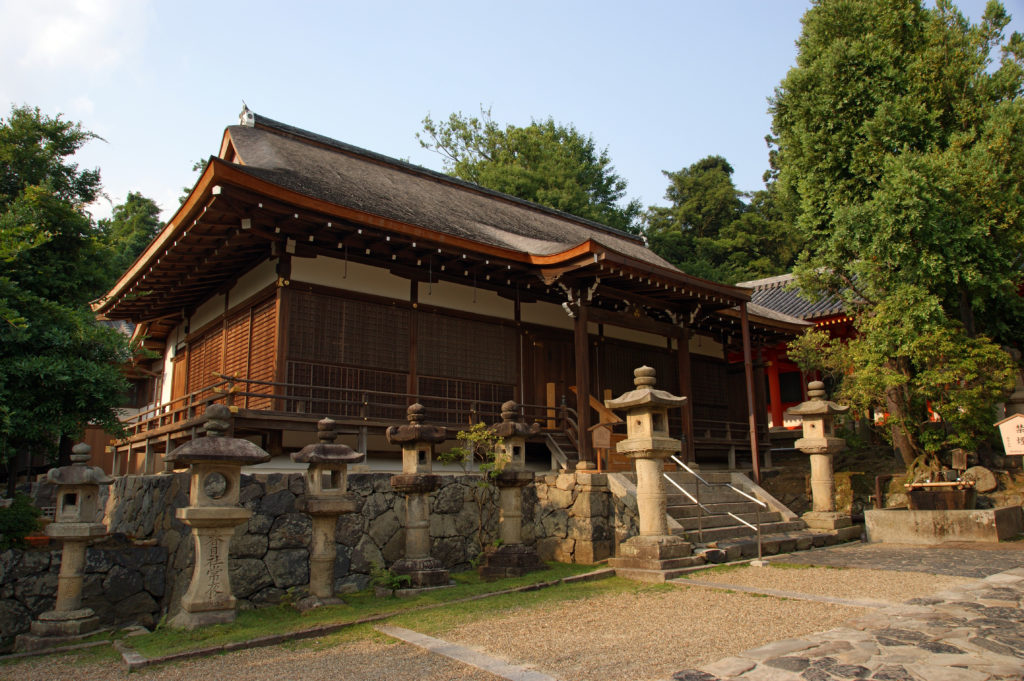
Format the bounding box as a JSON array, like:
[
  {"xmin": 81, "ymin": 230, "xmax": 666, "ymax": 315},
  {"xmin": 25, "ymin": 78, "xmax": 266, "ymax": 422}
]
[
  {"xmin": 679, "ymin": 563, "xmax": 747, "ymax": 578},
  {"xmin": 126, "ymin": 562, "xmax": 598, "ymax": 659}
]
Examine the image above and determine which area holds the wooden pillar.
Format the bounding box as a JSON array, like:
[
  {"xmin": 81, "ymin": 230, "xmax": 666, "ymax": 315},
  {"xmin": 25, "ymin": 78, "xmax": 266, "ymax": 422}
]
[
  {"xmin": 767, "ymin": 349, "xmax": 784, "ymax": 428},
  {"xmin": 574, "ymin": 299, "xmax": 593, "ymax": 464},
  {"xmin": 408, "ymin": 280, "xmax": 418, "ymax": 400},
  {"xmin": 676, "ymin": 328, "xmax": 695, "ymax": 464},
  {"xmin": 740, "ymin": 302, "xmax": 761, "ymax": 484}
]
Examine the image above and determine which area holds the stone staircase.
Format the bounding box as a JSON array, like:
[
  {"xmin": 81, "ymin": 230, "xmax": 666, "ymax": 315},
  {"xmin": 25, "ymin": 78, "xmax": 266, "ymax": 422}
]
[{"xmin": 613, "ymin": 468, "xmax": 862, "ymax": 576}]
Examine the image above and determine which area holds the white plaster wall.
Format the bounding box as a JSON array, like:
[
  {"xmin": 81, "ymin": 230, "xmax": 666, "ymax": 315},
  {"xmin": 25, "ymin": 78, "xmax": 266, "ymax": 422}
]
[
  {"xmin": 291, "ymin": 256, "xmax": 409, "ymax": 301},
  {"xmin": 690, "ymin": 333, "xmax": 724, "ymax": 358},
  {"xmin": 421, "ymin": 280, "xmax": 513, "ymax": 320},
  {"xmin": 603, "ymin": 325, "xmax": 667, "ymax": 348},
  {"xmin": 522, "ymin": 300, "xmax": 574, "ymax": 331},
  {"xmin": 229, "ymin": 259, "xmax": 277, "ymax": 310},
  {"xmin": 160, "ymin": 322, "xmax": 186, "ymax": 404},
  {"xmin": 190, "ymin": 294, "xmax": 225, "ymax": 333}
]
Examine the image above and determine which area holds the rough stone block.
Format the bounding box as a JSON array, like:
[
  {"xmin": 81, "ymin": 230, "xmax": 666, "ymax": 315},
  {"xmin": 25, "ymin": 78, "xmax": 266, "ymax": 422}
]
[{"xmin": 265, "ymin": 549, "xmax": 309, "ymax": 589}]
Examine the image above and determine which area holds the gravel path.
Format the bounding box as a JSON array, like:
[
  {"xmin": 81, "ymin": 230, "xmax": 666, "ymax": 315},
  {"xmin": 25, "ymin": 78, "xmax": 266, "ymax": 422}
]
[
  {"xmin": 5, "ymin": 639, "xmax": 505, "ymax": 681},
  {"xmin": 435, "ymin": 585, "xmax": 865, "ymax": 681},
  {"xmin": 683, "ymin": 565, "xmax": 975, "ymax": 603}
]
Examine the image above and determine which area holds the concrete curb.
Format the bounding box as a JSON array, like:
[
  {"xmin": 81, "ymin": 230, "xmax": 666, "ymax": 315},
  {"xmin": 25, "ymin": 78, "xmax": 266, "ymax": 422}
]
[{"xmin": 377, "ymin": 625, "xmax": 558, "ymax": 681}]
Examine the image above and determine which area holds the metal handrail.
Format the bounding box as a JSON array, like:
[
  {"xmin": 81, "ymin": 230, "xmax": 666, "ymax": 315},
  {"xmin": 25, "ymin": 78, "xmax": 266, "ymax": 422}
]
[{"xmin": 667, "ymin": 455, "xmax": 764, "ymax": 560}]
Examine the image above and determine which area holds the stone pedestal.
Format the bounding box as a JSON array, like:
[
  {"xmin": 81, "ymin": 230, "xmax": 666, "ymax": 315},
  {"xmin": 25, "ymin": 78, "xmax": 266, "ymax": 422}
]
[
  {"xmin": 292, "ymin": 418, "xmax": 364, "ymax": 605},
  {"xmin": 570, "ymin": 471, "xmax": 613, "ymax": 563},
  {"xmin": 165, "ymin": 405, "xmax": 270, "ymax": 629},
  {"xmin": 479, "ymin": 402, "xmax": 543, "ymax": 579},
  {"xmin": 386, "ymin": 405, "xmax": 450, "ymax": 590},
  {"xmin": 390, "ymin": 474, "xmax": 449, "ymax": 587},
  {"xmin": 787, "ymin": 381, "xmax": 855, "ymax": 532},
  {"xmin": 18, "ymin": 443, "xmax": 111, "ymax": 650},
  {"xmin": 604, "ymin": 367, "xmax": 694, "ymax": 581},
  {"xmin": 480, "ymin": 470, "xmax": 544, "ymax": 579}
]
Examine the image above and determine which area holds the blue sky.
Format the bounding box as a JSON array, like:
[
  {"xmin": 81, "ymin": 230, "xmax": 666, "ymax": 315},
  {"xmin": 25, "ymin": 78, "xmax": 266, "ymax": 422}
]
[{"xmin": 1, "ymin": 0, "xmax": 1021, "ymax": 223}]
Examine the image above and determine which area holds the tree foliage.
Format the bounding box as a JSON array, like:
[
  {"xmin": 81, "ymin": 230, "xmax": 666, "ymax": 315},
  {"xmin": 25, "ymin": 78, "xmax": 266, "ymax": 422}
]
[
  {"xmin": 645, "ymin": 156, "xmax": 800, "ymax": 283},
  {"xmin": 0, "ymin": 105, "xmax": 131, "ymax": 465},
  {"xmin": 771, "ymin": 0, "xmax": 1024, "ymax": 464},
  {"xmin": 418, "ymin": 108, "xmax": 642, "ymax": 234},
  {"xmin": 99, "ymin": 191, "xmax": 162, "ymax": 281}
]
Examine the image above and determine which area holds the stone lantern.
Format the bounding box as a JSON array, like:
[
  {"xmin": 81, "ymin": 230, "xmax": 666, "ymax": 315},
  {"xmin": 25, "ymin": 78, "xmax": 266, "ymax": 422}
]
[
  {"xmin": 786, "ymin": 381, "xmax": 851, "ymax": 530},
  {"xmin": 385, "ymin": 404, "xmax": 450, "ymax": 589},
  {"xmin": 21, "ymin": 443, "xmax": 111, "ymax": 646},
  {"xmin": 478, "ymin": 401, "xmax": 544, "ymax": 579},
  {"xmin": 605, "ymin": 367, "xmax": 693, "ymax": 579},
  {"xmin": 291, "ymin": 418, "xmax": 364, "ymax": 603},
  {"xmin": 165, "ymin": 404, "xmax": 270, "ymax": 628}
]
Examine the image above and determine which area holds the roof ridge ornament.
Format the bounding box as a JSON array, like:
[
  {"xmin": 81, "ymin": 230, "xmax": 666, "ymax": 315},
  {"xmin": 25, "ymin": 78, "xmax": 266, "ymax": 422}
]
[{"xmin": 239, "ymin": 102, "xmax": 255, "ymax": 127}]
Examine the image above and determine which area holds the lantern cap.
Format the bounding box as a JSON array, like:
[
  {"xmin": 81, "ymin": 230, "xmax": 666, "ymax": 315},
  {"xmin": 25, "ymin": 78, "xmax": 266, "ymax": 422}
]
[
  {"xmin": 490, "ymin": 401, "xmax": 541, "ymax": 439},
  {"xmin": 604, "ymin": 366, "xmax": 687, "ymax": 411},
  {"xmin": 385, "ymin": 403, "xmax": 447, "ymax": 445},
  {"xmin": 46, "ymin": 443, "xmax": 112, "ymax": 486},
  {"xmin": 166, "ymin": 404, "xmax": 271, "ymax": 465},
  {"xmin": 292, "ymin": 418, "xmax": 364, "ymax": 464},
  {"xmin": 785, "ymin": 381, "xmax": 849, "ymax": 417}
]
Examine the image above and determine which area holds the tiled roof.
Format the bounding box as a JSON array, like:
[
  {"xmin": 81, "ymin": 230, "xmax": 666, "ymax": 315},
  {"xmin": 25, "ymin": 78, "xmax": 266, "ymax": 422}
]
[{"xmin": 736, "ymin": 273, "xmax": 846, "ymax": 322}]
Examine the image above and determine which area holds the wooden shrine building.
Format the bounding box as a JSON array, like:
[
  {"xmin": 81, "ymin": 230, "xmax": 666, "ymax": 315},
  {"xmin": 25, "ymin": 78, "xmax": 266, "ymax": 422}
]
[{"xmin": 95, "ymin": 108, "xmax": 807, "ymax": 479}]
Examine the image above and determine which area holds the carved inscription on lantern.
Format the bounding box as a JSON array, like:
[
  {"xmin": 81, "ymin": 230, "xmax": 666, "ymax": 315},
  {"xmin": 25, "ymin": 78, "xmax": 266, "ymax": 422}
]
[{"xmin": 206, "ymin": 539, "xmax": 225, "ymax": 602}]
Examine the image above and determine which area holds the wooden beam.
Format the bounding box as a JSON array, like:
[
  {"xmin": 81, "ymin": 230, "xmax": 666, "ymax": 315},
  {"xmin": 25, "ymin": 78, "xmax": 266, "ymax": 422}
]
[
  {"xmin": 677, "ymin": 328, "xmax": 695, "ymax": 464},
  {"xmin": 586, "ymin": 305, "xmax": 685, "ymax": 339}
]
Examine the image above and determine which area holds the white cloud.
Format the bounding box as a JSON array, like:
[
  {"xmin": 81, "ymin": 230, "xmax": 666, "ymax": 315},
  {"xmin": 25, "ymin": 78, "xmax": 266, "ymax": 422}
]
[
  {"xmin": 70, "ymin": 94, "xmax": 94, "ymax": 114},
  {"xmin": 0, "ymin": 0, "xmax": 151, "ymax": 74}
]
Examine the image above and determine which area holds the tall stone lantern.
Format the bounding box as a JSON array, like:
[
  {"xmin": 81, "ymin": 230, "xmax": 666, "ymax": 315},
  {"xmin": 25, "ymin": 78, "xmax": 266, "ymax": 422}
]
[
  {"xmin": 165, "ymin": 404, "xmax": 270, "ymax": 628},
  {"xmin": 478, "ymin": 401, "xmax": 544, "ymax": 579},
  {"xmin": 22, "ymin": 443, "xmax": 111, "ymax": 645},
  {"xmin": 291, "ymin": 418, "xmax": 364, "ymax": 603},
  {"xmin": 605, "ymin": 367, "xmax": 693, "ymax": 579},
  {"xmin": 786, "ymin": 381, "xmax": 851, "ymax": 530},
  {"xmin": 385, "ymin": 404, "xmax": 450, "ymax": 589}
]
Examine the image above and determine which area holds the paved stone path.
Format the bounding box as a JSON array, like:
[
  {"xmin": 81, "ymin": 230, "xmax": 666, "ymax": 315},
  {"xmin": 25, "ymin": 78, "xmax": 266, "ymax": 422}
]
[
  {"xmin": 764, "ymin": 540, "xmax": 1024, "ymax": 578},
  {"xmin": 670, "ymin": 543, "xmax": 1024, "ymax": 681}
]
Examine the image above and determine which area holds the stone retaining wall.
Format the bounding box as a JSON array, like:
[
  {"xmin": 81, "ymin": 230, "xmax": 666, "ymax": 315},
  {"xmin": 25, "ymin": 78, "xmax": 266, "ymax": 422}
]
[
  {"xmin": 0, "ymin": 534, "xmax": 167, "ymax": 640},
  {"xmin": 0, "ymin": 469, "xmax": 632, "ymax": 641}
]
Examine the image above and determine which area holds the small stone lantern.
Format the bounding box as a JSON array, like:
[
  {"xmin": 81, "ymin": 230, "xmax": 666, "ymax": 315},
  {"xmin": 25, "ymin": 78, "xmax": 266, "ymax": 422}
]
[
  {"xmin": 786, "ymin": 381, "xmax": 851, "ymax": 530},
  {"xmin": 21, "ymin": 443, "xmax": 112, "ymax": 646},
  {"xmin": 291, "ymin": 418, "xmax": 364, "ymax": 603},
  {"xmin": 165, "ymin": 404, "xmax": 270, "ymax": 628},
  {"xmin": 478, "ymin": 401, "xmax": 543, "ymax": 580},
  {"xmin": 385, "ymin": 404, "xmax": 450, "ymax": 589},
  {"xmin": 605, "ymin": 367, "xmax": 692, "ymax": 579}
]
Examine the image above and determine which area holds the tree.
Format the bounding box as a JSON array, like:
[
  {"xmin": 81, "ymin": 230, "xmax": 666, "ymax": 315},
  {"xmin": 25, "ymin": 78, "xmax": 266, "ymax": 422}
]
[
  {"xmin": 645, "ymin": 156, "xmax": 744, "ymax": 281},
  {"xmin": 99, "ymin": 191, "xmax": 162, "ymax": 283},
  {"xmin": 645, "ymin": 156, "xmax": 799, "ymax": 283},
  {"xmin": 418, "ymin": 108, "xmax": 643, "ymax": 234},
  {"xmin": 770, "ymin": 0, "xmax": 1024, "ymax": 466},
  {"xmin": 0, "ymin": 105, "xmax": 131, "ymax": 469}
]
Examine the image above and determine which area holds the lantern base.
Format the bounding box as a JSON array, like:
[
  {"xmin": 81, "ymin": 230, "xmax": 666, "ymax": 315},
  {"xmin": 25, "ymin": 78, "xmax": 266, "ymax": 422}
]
[
  {"xmin": 610, "ymin": 534, "xmax": 702, "ymax": 580},
  {"xmin": 168, "ymin": 606, "xmax": 237, "ymax": 630},
  {"xmin": 802, "ymin": 511, "xmax": 853, "ymax": 530},
  {"xmin": 477, "ymin": 543, "xmax": 544, "ymax": 580},
  {"xmin": 26, "ymin": 608, "xmax": 100, "ymax": 638},
  {"xmin": 390, "ymin": 556, "xmax": 450, "ymax": 588}
]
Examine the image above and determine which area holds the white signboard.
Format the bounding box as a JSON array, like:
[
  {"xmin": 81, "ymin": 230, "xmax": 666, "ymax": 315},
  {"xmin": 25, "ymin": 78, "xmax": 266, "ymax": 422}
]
[{"xmin": 995, "ymin": 413, "xmax": 1024, "ymax": 456}]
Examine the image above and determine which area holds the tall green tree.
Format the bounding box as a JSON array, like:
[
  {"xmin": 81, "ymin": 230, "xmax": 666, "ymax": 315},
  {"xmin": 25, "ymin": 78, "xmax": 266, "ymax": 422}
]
[
  {"xmin": 0, "ymin": 105, "xmax": 131, "ymax": 469},
  {"xmin": 418, "ymin": 108, "xmax": 642, "ymax": 234},
  {"xmin": 99, "ymin": 191, "xmax": 162, "ymax": 283},
  {"xmin": 645, "ymin": 156, "xmax": 799, "ymax": 283},
  {"xmin": 771, "ymin": 0, "xmax": 1023, "ymax": 466}
]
